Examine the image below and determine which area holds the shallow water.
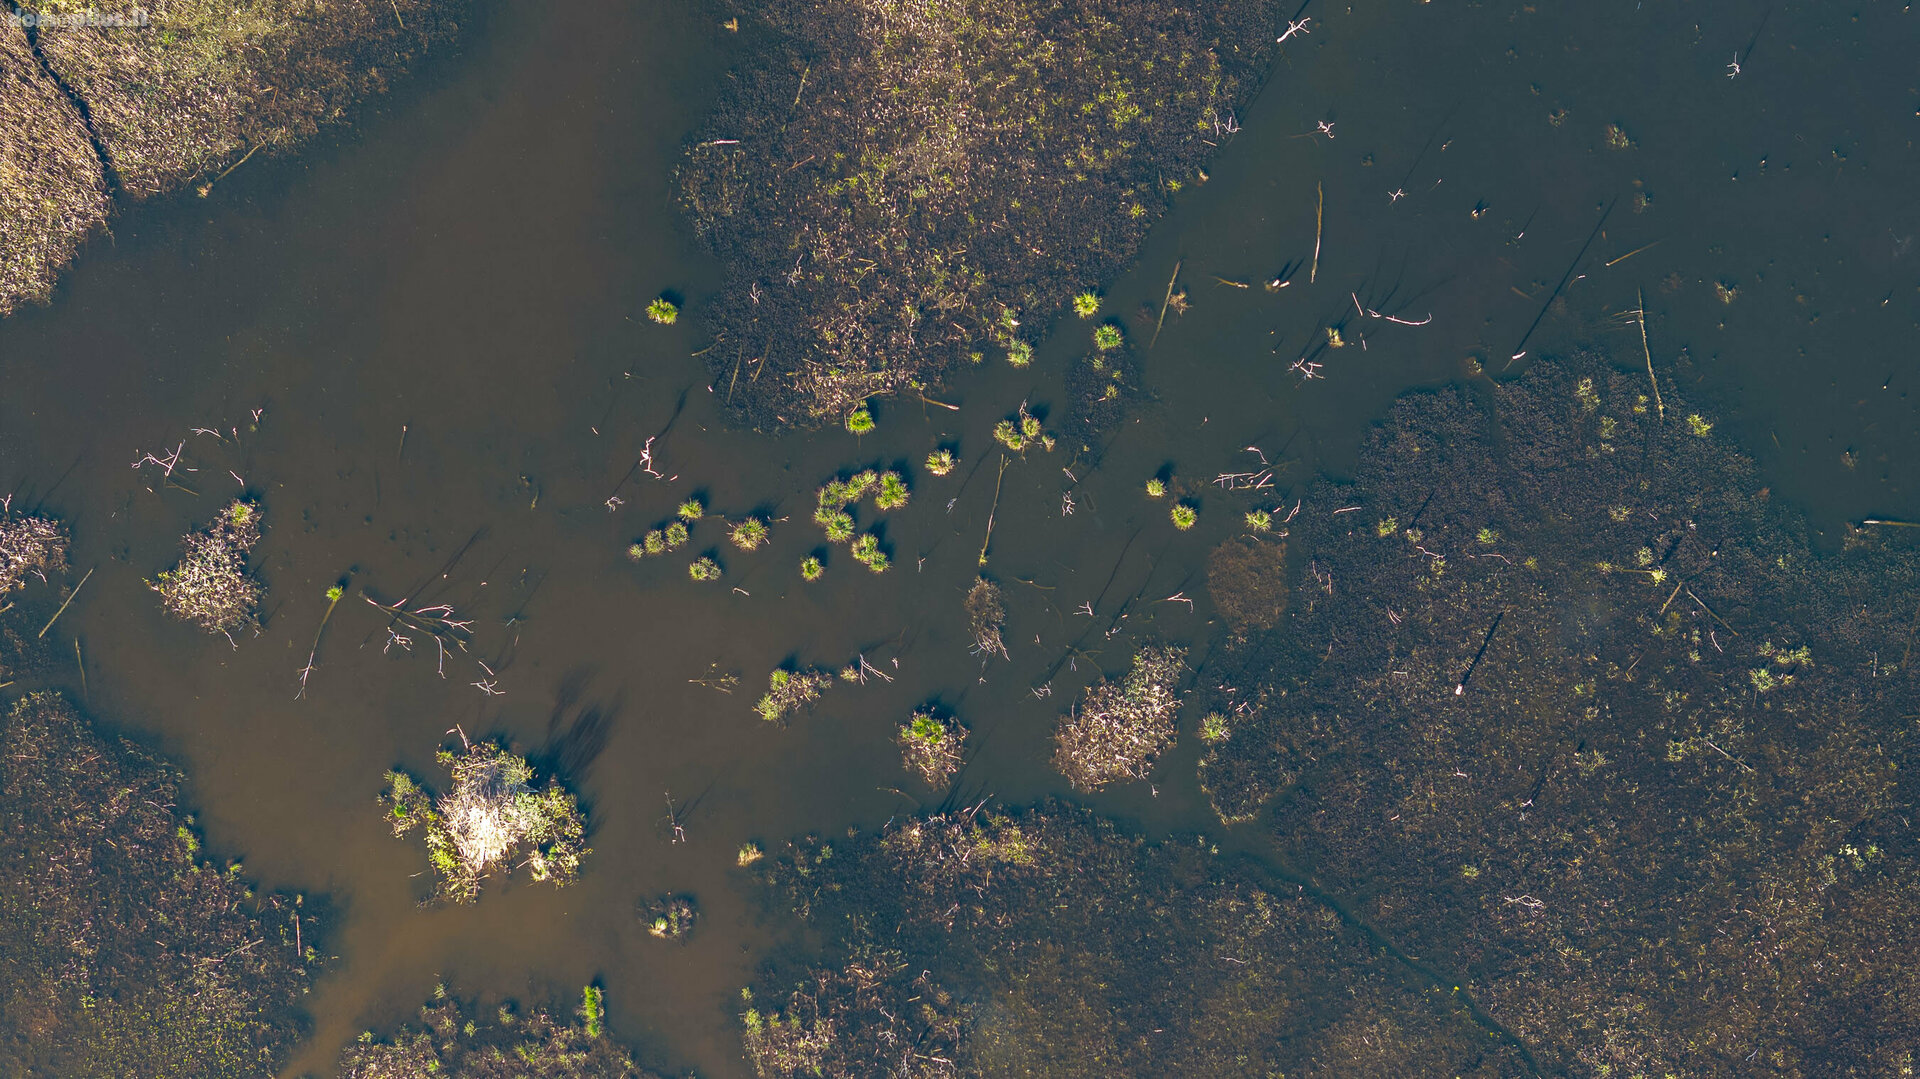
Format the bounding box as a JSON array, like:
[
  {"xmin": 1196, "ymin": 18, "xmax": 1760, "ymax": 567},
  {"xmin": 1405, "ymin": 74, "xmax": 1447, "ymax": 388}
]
[{"xmin": 2, "ymin": 0, "xmax": 1917, "ymax": 1075}]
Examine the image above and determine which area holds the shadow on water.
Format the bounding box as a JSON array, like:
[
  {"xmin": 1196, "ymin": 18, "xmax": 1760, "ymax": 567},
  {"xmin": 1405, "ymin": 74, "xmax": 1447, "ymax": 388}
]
[{"xmin": 1, "ymin": 0, "xmax": 1918, "ymax": 1075}]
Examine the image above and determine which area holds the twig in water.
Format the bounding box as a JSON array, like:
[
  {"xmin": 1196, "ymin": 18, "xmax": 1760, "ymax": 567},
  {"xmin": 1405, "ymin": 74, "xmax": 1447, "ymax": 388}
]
[
  {"xmin": 73, "ymin": 638, "xmax": 87, "ymax": 703},
  {"xmin": 296, "ymin": 583, "xmax": 347, "ymax": 699},
  {"xmin": 37, "ymin": 567, "xmax": 93, "ymax": 639},
  {"xmin": 978, "ymin": 457, "xmax": 1010, "ymax": 566},
  {"xmin": 1310, "ymin": 182, "xmax": 1324, "ymax": 284},
  {"xmin": 1605, "ymin": 240, "xmax": 1660, "ymax": 268},
  {"xmin": 1506, "ymin": 198, "xmax": 1615, "ymax": 367},
  {"xmin": 1151, "ymin": 260, "xmax": 1182, "ymax": 348},
  {"xmin": 1637, "ymin": 287, "xmax": 1664, "ymax": 421},
  {"xmin": 664, "ymin": 793, "xmax": 687, "ymax": 844}
]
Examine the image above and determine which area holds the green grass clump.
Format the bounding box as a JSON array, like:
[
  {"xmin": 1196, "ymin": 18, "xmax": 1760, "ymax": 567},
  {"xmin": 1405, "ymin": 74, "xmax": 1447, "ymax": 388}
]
[
  {"xmin": 1198, "ymin": 711, "xmax": 1231, "ymax": 744},
  {"xmin": 626, "ymin": 542, "xmax": 646, "ymax": 562},
  {"xmin": 756, "ymin": 667, "xmax": 833, "ymax": 723},
  {"xmin": 678, "ymin": 498, "xmax": 704, "ymax": 520},
  {"xmin": 688, "ymin": 557, "xmax": 722, "ymax": 581},
  {"xmin": 1093, "ymin": 322, "xmax": 1123, "ymax": 351},
  {"xmin": 873, "ymin": 471, "xmax": 910, "ymax": 511},
  {"xmin": 1245, "ymin": 510, "xmax": 1272, "ymax": 532},
  {"xmin": 730, "ymin": 518, "xmax": 770, "ymax": 551},
  {"xmin": 851, "ymin": 534, "xmax": 890, "ymax": 573},
  {"xmin": 581, "ymin": 985, "xmax": 604, "ymax": 1039},
  {"xmin": 819, "ymin": 510, "xmax": 856, "ymax": 543},
  {"xmin": 896, "ymin": 711, "xmax": 968, "ymax": 788},
  {"xmin": 644, "ymin": 530, "xmax": 667, "ymax": 556},
  {"xmin": 1006, "ymin": 340, "xmax": 1034, "ymax": 367},
  {"xmin": 846, "ymin": 407, "xmax": 876, "ymax": 435},
  {"xmin": 1073, "ymin": 291, "xmax": 1101, "ymax": 318},
  {"xmin": 1170, "ymin": 503, "xmax": 1198, "ymax": 530},
  {"xmin": 646, "ymin": 297, "xmax": 679, "ymax": 324},
  {"xmin": 1146, "ymin": 477, "xmax": 1167, "ymax": 498},
  {"xmin": 665, "ymin": 521, "xmax": 690, "ymax": 549},
  {"xmin": 800, "ymin": 555, "xmax": 825, "ymax": 581},
  {"xmin": 925, "ymin": 448, "xmax": 958, "ymax": 476}
]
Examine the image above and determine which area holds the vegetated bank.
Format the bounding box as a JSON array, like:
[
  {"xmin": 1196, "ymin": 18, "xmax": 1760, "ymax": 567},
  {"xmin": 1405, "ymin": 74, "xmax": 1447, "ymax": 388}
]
[
  {"xmin": 0, "ymin": 0, "xmax": 465, "ymax": 318},
  {"xmin": 680, "ymin": 0, "xmax": 1282, "ymax": 429},
  {"xmin": 738, "ymin": 805, "xmax": 1527, "ymax": 1077},
  {"xmin": 0, "ymin": 691, "xmax": 318, "ymax": 1077},
  {"xmin": 340, "ymin": 983, "xmax": 663, "ymax": 1079},
  {"xmin": 1197, "ymin": 353, "xmax": 1920, "ymax": 1076}
]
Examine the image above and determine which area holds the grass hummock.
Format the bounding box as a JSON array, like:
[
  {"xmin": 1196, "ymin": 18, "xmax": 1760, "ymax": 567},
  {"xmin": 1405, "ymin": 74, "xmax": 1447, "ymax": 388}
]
[
  {"xmin": 730, "ymin": 517, "xmax": 770, "ymax": 551},
  {"xmin": 678, "ymin": 498, "xmax": 704, "ymax": 520},
  {"xmin": 1072, "ymin": 290, "xmax": 1102, "ymax": 319},
  {"xmin": 1052, "ymin": 644, "xmax": 1187, "ymax": 792},
  {"xmin": 1170, "ymin": 502, "xmax": 1198, "ymax": 531},
  {"xmin": 381, "ymin": 738, "xmax": 587, "ymax": 904},
  {"xmin": 850, "ymin": 533, "xmax": 889, "ymax": 573},
  {"xmin": 925, "ymin": 448, "xmax": 958, "ymax": 476},
  {"xmin": 896, "ymin": 710, "xmax": 967, "ymax": 789},
  {"xmin": 755, "ymin": 667, "xmax": 833, "ymax": 724},
  {"xmin": 964, "ymin": 577, "xmax": 1007, "ymax": 659},
  {"xmin": 689, "ymin": 556, "xmax": 723, "ymax": 582},
  {"xmin": 646, "ymin": 297, "xmax": 679, "ymax": 324},
  {"xmin": 149, "ymin": 499, "xmax": 264, "ymax": 643},
  {"xmin": 873, "ymin": 471, "xmax": 910, "ymax": 511},
  {"xmin": 845, "ymin": 406, "xmax": 876, "ymax": 435},
  {"xmin": 642, "ymin": 894, "xmax": 698, "ymax": 942},
  {"xmin": 0, "ymin": 512, "xmax": 69, "ymax": 593},
  {"xmin": 800, "ymin": 555, "xmax": 825, "ymax": 581}
]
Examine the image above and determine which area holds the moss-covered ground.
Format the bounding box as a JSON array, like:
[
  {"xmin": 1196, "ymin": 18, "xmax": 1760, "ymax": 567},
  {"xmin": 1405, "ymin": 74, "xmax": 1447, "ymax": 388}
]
[
  {"xmin": 0, "ymin": 691, "xmax": 318, "ymax": 1077},
  {"xmin": 1199, "ymin": 353, "xmax": 1920, "ymax": 1076},
  {"xmin": 743, "ymin": 806, "xmax": 1528, "ymax": 1077},
  {"xmin": 0, "ymin": 0, "xmax": 464, "ymax": 316},
  {"xmin": 681, "ymin": 0, "xmax": 1282, "ymax": 428}
]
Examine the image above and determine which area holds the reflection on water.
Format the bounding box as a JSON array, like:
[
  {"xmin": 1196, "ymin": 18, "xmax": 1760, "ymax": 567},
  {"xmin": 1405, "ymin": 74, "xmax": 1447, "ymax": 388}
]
[{"xmin": 1, "ymin": 0, "xmax": 1916, "ymax": 1075}]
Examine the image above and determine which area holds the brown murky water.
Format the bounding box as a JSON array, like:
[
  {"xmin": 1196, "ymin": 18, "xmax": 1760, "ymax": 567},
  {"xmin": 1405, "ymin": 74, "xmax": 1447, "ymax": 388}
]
[{"xmin": 2, "ymin": 0, "xmax": 1916, "ymax": 1075}]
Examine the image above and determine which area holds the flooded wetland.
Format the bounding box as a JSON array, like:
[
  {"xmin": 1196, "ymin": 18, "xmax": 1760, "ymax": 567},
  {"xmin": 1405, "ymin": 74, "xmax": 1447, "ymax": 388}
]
[{"xmin": 3, "ymin": 0, "xmax": 1919, "ymax": 1076}]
